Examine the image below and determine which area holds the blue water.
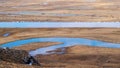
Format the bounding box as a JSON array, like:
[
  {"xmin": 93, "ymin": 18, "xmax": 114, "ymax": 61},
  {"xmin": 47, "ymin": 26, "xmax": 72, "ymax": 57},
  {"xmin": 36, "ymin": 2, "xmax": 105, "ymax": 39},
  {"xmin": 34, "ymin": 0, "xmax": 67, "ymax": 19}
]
[
  {"xmin": 0, "ymin": 37, "xmax": 120, "ymax": 56},
  {"xmin": 0, "ymin": 22, "xmax": 120, "ymax": 28}
]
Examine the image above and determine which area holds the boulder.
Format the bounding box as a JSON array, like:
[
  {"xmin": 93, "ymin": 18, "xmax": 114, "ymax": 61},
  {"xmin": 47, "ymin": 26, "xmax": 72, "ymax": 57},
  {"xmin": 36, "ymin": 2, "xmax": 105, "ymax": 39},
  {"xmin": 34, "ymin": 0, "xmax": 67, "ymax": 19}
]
[{"xmin": 0, "ymin": 47, "xmax": 40, "ymax": 66}]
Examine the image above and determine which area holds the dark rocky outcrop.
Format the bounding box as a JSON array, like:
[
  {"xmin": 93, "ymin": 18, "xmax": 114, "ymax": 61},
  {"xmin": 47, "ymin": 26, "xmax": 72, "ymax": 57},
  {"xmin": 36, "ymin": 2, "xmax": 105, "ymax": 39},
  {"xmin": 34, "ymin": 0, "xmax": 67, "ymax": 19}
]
[{"xmin": 0, "ymin": 47, "xmax": 40, "ymax": 66}]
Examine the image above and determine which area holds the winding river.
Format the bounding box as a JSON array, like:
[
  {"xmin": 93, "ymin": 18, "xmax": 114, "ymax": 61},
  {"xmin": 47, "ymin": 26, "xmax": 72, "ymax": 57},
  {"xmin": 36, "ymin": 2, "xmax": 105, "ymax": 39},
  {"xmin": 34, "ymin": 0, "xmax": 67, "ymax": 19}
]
[
  {"xmin": 0, "ymin": 22, "xmax": 120, "ymax": 56},
  {"xmin": 0, "ymin": 37, "xmax": 120, "ymax": 56}
]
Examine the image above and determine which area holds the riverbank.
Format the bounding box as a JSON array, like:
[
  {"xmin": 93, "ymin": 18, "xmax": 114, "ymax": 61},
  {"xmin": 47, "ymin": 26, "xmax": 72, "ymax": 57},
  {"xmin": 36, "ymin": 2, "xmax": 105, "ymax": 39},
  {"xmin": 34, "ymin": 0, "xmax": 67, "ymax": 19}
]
[
  {"xmin": 8, "ymin": 45, "xmax": 120, "ymax": 68},
  {"xmin": 0, "ymin": 0, "xmax": 120, "ymax": 22}
]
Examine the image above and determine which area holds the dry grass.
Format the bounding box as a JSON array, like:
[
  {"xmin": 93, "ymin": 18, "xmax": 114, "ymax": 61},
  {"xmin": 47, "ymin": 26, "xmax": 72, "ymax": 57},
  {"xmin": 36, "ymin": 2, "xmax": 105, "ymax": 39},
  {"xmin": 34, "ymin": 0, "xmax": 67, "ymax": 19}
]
[
  {"xmin": 0, "ymin": 0, "xmax": 120, "ymax": 21},
  {"xmin": 66, "ymin": 45, "xmax": 120, "ymax": 55},
  {"xmin": 0, "ymin": 61, "xmax": 41, "ymax": 68},
  {"xmin": 0, "ymin": 28, "xmax": 120, "ymax": 45},
  {"xmin": 35, "ymin": 45, "xmax": 120, "ymax": 68},
  {"xmin": 13, "ymin": 42, "xmax": 61, "ymax": 51},
  {"xmin": 1, "ymin": 45, "xmax": 120, "ymax": 68}
]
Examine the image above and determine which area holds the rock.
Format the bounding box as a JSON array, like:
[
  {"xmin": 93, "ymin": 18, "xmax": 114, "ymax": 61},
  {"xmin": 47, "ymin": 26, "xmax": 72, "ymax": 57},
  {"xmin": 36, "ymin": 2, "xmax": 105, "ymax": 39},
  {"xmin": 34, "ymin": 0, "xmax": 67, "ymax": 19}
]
[
  {"xmin": 23, "ymin": 55, "xmax": 41, "ymax": 66},
  {"xmin": 0, "ymin": 47, "xmax": 40, "ymax": 66}
]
